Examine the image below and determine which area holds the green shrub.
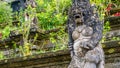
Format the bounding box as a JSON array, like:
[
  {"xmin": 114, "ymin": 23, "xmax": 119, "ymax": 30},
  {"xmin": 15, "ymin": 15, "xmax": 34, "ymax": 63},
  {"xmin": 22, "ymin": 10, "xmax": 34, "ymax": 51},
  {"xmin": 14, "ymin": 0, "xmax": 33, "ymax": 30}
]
[
  {"xmin": 36, "ymin": 0, "xmax": 71, "ymax": 30},
  {"xmin": 0, "ymin": 1, "xmax": 12, "ymax": 25},
  {"xmin": 0, "ymin": 1, "xmax": 12, "ymax": 39}
]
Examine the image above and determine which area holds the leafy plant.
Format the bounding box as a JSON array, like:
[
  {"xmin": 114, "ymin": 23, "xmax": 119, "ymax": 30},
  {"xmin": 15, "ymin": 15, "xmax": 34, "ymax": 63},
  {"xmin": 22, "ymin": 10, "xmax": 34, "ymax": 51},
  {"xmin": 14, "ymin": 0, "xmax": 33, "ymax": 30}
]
[
  {"xmin": 1, "ymin": 26, "xmax": 11, "ymax": 39},
  {"xmin": 0, "ymin": 51, "xmax": 5, "ymax": 60},
  {"xmin": 17, "ymin": 6, "xmax": 37, "ymax": 56},
  {"xmin": 103, "ymin": 21, "xmax": 111, "ymax": 34},
  {"xmin": 36, "ymin": 0, "xmax": 71, "ymax": 30},
  {"xmin": 49, "ymin": 28, "xmax": 68, "ymax": 51},
  {"xmin": 0, "ymin": 1, "xmax": 12, "ymax": 24},
  {"xmin": 0, "ymin": 1, "xmax": 13, "ymax": 40}
]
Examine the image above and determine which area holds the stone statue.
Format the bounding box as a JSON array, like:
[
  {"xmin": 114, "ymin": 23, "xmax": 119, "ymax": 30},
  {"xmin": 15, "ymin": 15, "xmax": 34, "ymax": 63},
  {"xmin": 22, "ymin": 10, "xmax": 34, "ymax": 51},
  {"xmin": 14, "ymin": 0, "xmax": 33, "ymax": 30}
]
[
  {"xmin": 68, "ymin": 24, "xmax": 104, "ymax": 68},
  {"xmin": 67, "ymin": 0, "xmax": 104, "ymax": 68},
  {"xmin": 72, "ymin": 25, "xmax": 93, "ymax": 57}
]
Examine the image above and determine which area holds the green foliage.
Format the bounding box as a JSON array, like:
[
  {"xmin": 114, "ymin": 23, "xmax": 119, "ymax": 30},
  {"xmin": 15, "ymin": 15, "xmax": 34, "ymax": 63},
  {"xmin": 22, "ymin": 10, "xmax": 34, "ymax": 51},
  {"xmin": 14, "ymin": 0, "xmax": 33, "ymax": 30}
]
[
  {"xmin": 103, "ymin": 21, "xmax": 110, "ymax": 34},
  {"xmin": 101, "ymin": 21, "xmax": 111, "ymax": 43},
  {"xmin": 108, "ymin": 48, "xmax": 115, "ymax": 54},
  {"xmin": 112, "ymin": 37, "xmax": 120, "ymax": 41},
  {"xmin": 0, "ymin": 51, "xmax": 5, "ymax": 60},
  {"xmin": 16, "ymin": 6, "xmax": 37, "ymax": 56},
  {"xmin": 37, "ymin": 12, "xmax": 66, "ymax": 30},
  {"xmin": 2, "ymin": 26, "xmax": 11, "ymax": 39},
  {"xmin": 50, "ymin": 28, "xmax": 68, "ymax": 51},
  {"xmin": 0, "ymin": 1, "xmax": 12, "ymax": 24},
  {"xmin": 36, "ymin": 0, "xmax": 71, "ymax": 30},
  {"xmin": 0, "ymin": 1, "xmax": 12, "ymax": 39},
  {"xmin": 90, "ymin": 0, "xmax": 111, "ymax": 20},
  {"xmin": 111, "ymin": 0, "xmax": 120, "ymax": 7}
]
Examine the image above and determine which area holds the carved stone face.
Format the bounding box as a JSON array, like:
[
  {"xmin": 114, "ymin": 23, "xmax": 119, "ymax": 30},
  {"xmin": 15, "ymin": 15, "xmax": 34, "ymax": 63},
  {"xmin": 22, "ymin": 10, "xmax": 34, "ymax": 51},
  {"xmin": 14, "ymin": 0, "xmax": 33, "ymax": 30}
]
[{"xmin": 71, "ymin": 6, "xmax": 84, "ymax": 26}]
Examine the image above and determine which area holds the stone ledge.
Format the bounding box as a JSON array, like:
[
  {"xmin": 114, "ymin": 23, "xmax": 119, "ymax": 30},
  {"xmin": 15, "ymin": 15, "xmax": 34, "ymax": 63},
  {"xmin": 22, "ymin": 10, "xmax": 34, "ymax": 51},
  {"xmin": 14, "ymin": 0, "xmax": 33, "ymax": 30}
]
[
  {"xmin": 0, "ymin": 50, "xmax": 70, "ymax": 68},
  {"xmin": 102, "ymin": 40, "xmax": 120, "ymax": 49},
  {"xmin": 110, "ymin": 8, "xmax": 120, "ymax": 15},
  {"xmin": 0, "ymin": 28, "xmax": 61, "ymax": 49},
  {"xmin": 105, "ymin": 30, "xmax": 120, "ymax": 41},
  {"xmin": 105, "ymin": 16, "xmax": 120, "ymax": 25},
  {"xmin": 0, "ymin": 40, "xmax": 120, "ymax": 68},
  {"xmin": 105, "ymin": 62, "xmax": 120, "ymax": 68}
]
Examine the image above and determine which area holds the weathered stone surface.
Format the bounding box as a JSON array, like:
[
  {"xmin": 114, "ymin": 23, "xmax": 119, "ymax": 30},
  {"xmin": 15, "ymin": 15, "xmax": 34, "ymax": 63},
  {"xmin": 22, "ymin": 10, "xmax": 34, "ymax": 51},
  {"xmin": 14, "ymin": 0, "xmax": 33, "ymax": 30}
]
[
  {"xmin": 105, "ymin": 30, "xmax": 120, "ymax": 41},
  {"xmin": 105, "ymin": 63, "xmax": 120, "ymax": 68},
  {"xmin": 103, "ymin": 40, "xmax": 120, "ymax": 49},
  {"xmin": 0, "ymin": 50, "xmax": 71, "ymax": 68}
]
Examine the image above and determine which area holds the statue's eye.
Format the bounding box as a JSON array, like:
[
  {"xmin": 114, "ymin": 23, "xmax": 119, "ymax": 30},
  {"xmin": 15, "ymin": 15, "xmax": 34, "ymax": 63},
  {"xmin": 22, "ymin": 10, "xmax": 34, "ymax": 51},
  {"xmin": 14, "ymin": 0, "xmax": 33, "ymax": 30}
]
[
  {"xmin": 82, "ymin": 13, "xmax": 85, "ymax": 16},
  {"xmin": 72, "ymin": 11, "xmax": 75, "ymax": 15}
]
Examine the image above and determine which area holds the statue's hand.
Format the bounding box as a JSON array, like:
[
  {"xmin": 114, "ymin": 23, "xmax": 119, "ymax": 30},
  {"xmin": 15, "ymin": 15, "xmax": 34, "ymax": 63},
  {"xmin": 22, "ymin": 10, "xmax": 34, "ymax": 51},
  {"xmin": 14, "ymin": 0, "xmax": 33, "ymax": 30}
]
[{"xmin": 81, "ymin": 41, "xmax": 94, "ymax": 50}]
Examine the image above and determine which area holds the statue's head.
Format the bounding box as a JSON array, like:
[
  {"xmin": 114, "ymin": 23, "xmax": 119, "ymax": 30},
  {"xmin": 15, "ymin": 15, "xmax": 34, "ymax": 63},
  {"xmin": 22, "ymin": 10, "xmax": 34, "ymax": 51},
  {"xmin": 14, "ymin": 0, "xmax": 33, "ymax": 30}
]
[
  {"xmin": 69, "ymin": 5, "xmax": 84, "ymax": 26},
  {"xmin": 69, "ymin": 0, "xmax": 95, "ymax": 26}
]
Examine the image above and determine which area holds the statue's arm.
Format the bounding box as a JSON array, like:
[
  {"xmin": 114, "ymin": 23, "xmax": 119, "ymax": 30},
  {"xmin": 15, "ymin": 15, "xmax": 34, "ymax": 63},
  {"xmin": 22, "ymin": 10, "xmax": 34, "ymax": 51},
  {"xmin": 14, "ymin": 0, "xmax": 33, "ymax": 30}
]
[
  {"xmin": 67, "ymin": 19, "xmax": 75, "ymax": 56},
  {"xmin": 86, "ymin": 20, "xmax": 103, "ymax": 49}
]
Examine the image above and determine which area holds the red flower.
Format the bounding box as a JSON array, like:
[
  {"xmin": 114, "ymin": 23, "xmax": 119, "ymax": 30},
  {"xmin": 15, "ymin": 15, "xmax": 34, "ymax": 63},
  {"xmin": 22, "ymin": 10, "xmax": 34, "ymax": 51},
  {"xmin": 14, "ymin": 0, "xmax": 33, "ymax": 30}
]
[
  {"xmin": 106, "ymin": 4, "xmax": 116, "ymax": 12},
  {"xmin": 113, "ymin": 12, "xmax": 120, "ymax": 16},
  {"xmin": 106, "ymin": 4, "xmax": 112, "ymax": 11}
]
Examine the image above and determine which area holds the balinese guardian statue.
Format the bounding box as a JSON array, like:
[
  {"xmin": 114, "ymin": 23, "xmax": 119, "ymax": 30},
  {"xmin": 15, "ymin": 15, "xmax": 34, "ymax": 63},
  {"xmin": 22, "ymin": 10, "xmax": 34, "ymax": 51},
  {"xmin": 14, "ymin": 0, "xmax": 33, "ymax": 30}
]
[{"xmin": 67, "ymin": 0, "xmax": 104, "ymax": 68}]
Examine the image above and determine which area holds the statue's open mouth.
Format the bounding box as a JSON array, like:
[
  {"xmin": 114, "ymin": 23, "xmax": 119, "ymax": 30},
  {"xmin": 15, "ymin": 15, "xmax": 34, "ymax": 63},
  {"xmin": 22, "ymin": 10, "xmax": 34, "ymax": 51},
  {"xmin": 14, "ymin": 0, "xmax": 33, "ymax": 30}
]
[{"xmin": 74, "ymin": 14, "xmax": 84, "ymax": 26}]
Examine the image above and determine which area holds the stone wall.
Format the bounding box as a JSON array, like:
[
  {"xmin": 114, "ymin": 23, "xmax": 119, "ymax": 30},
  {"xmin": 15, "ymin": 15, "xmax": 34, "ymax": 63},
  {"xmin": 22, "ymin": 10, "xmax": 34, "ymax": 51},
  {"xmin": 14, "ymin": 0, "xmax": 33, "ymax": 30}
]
[
  {"xmin": 0, "ymin": 50, "xmax": 71, "ymax": 68},
  {"xmin": 0, "ymin": 40, "xmax": 120, "ymax": 68}
]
